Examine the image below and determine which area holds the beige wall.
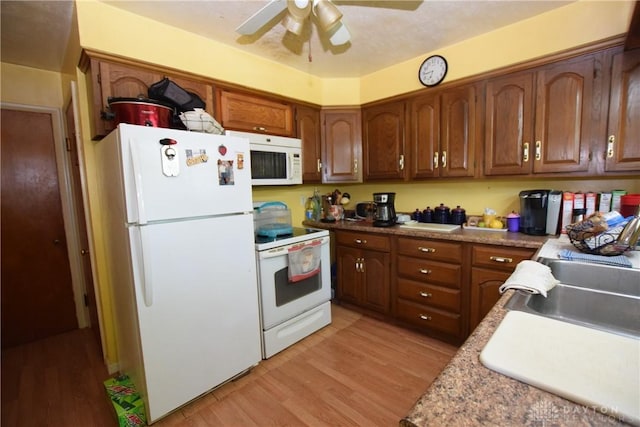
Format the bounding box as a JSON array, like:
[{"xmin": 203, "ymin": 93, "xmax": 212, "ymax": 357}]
[{"xmin": 1, "ymin": 63, "xmax": 64, "ymax": 107}]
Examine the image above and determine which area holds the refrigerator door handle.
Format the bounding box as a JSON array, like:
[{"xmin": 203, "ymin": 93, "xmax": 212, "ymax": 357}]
[
  {"xmin": 137, "ymin": 227, "xmax": 154, "ymax": 307},
  {"xmin": 130, "ymin": 141, "xmax": 148, "ymax": 225}
]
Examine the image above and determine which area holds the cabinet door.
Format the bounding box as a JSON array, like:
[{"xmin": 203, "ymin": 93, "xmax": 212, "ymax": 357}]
[
  {"xmin": 484, "ymin": 73, "xmax": 535, "ymax": 176},
  {"xmin": 363, "ymin": 101, "xmax": 406, "ymax": 180},
  {"xmin": 605, "ymin": 49, "xmax": 640, "ymax": 172},
  {"xmin": 296, "ymin": 105, "xmax": 322, "ymax": 182},
  {"xmin": 361, "ymin": 250, "xmax": 390, "ymax": 313},
  {"xmin": 533, "ymin": 57, "xmax": 595, "ymax": 173},
  {"xmin": 322, "ymin": 109, "xmax": 363, "ymax": 183},
  {"xmin": 469, "ymin": 268, "xmax": 511, "ymax": 331},
  {"xmin": 90, "ymin": 60, "xmax": 163, "ymax": 138},
  {"xmin": 217, "ymin": 89, "xmax": 293, "ymax": 136},
  {"xmin": 336, "ymin": 246, "xmax": 361, "ymax": 304},
  {"xmin": 440, "ymin": 85, "xmax": 477, "ymax": 177},
  {"xmin": 410, "ymin": 93, "xmax": 440, "ymax": 178}
]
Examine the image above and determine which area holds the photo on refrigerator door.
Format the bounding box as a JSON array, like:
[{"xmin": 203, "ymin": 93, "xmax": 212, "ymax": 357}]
[{"xmin": 217, "ymin": 160, "xmax": 235, "ymax": 185}]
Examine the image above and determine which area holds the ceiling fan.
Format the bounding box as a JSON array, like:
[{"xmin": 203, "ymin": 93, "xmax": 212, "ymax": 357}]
[{"xmin": 236, "ymin": 0, "xmax": 352, "ymax": 46}]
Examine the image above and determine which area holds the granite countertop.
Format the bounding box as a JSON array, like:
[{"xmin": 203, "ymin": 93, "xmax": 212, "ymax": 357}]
[
  {"xmin": 400, "ymin": 291, "xmax": 630, "ymax": 427},
  {"xmin": 302, "ymin": 219, "xmax": 548, "ymax": 249}
]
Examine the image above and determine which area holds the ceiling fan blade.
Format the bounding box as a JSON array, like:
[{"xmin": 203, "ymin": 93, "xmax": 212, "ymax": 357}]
[
  {"xmin": 328, "ymin": 20, "xmax": 350, "ymax": 45},
  {"xmin": 236, "ymin": 0, "xmax": 288, "ymax": 35}
]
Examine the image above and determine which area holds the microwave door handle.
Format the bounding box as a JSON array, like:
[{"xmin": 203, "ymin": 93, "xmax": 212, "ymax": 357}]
[{"xmin": 287, "ymin": 153, "xmax": 292, "ymax": 181}]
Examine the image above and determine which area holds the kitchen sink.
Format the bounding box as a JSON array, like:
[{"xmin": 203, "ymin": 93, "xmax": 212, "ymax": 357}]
[{"xmin": 505, "ymin": 258, "xmax": 640, "ymax": 339}]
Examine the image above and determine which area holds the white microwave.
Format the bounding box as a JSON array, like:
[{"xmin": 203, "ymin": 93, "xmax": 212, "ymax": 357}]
[{"xmin": 225, "ymin": 131, "xmax": 303, "ymax": 186}]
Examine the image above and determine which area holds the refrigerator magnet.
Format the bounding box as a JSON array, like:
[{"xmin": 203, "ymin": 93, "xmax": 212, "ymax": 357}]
[
  {"xmin": 185, "ymin": 149, "xmax": 208, "ymax": 167},
  {"xmin": 217, "ymin": 160, "xmax": 235, "ymax": 185},
  {"xmin": 237, "ymin": 153, "xmax": 244, "ymax": 170}
]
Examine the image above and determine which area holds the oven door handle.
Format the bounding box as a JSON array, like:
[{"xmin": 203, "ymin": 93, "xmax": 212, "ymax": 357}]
[{"xmin": 258, "ymin": 237, "xmax": 329, "ymax": 259}]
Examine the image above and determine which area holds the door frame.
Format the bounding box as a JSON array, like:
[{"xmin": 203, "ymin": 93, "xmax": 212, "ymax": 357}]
[{"xmin": 1, "ymin": 102, "xmax": 89, "ymax": 330}]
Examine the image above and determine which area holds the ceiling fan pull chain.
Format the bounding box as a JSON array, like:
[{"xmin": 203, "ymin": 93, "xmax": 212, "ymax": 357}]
[{"xmin": 308, "ymin": 35, "xmax": 313, "ymax": 62}]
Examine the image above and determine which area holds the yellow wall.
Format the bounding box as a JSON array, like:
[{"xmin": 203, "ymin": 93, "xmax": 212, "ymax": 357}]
[
  {"xmin": 1, "ymin": 63, "xmax": 63, "ymax": 107},
  {"xmin": 360, "ymin": 0, "xmax": 634, "ymax": 103},
  {"xmin": 3, "ymin": 0, "xmax": 629, "ymax": 368}
]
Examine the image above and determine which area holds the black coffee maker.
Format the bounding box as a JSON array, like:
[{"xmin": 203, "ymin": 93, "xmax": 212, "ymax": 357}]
[{"xmin": 373, "ymin": 192, "xmax": 396, "ymax": 227}]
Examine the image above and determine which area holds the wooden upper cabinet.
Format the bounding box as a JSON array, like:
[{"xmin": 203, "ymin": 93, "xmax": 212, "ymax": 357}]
[
  {"xmin": 362, "ymin": 101, "xmax": 406, "ymax": 180},
  {"xmin": 533, "ymin": 55, "xmax": 596, "ymax": 174},
  {"xmin": 84, "ymin": 55, "xmax": 216, "ymax": 139},
  {"xmin": 87, "ymin": 59, "xmax": 162, "ymax": 138},
  {"xmin": 217, "ymin": 89, "xmax": 293, "ymax": 136},
  {"xmin": 409, "ymin": 84, "xmax": 477, "ymax": 179},
  {"xmin": 295, "ymin": 105, "xmax": 322, "ymax": 182},
  {"xmin": 440, "ymin": 85, "xmax": 477, "ymax": 178},
  {"xmin": 605, "ymin": 48, "xmax": 640, "ymax": 172},
  {"xmin": 484, "ymin": 72, "xmax": 535, "ymax": 176},
  {"xmin": 409, "ymin": 92, "xmax": 439, "ymax": 179},
  {"xmin": 321, "ymin": 109, "xmax": 362, "ymax": 183}
]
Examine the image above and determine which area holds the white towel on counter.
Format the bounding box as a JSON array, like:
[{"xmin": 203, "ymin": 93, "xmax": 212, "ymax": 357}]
[
  {"xmin": 499, "ymin": 260, "xmax": 560, "ymax": 297},
  {"xmin": 287, "ymin": 239, "xmax": 322, "ymax": 283},
  {"xmin": 558, "ymin": 249, "xmax": 633, "ymax": 268}
]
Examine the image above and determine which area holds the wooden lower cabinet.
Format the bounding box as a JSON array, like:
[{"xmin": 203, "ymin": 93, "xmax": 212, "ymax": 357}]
[
  {"xmin": 394, "ymin": 237, "xmax": 464, "ymax": 343},
  {"xmin": 335, "ymin": 231, "xmax": 390, "ymax": 314},
  {"xmin": 469, "ymin": 244, "xmax": 536, "ymax": 331}
]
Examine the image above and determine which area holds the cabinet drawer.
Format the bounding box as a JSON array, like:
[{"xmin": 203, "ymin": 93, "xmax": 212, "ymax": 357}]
[
  {"xmin": 397, "ymin": 237, "xmax": 462, "ymax": 263},
  {"xmin": 397, "ymin": 278, "xmax": 460, "ymax": 312},
  {"xmin": 336, "ymin": 231, "xmax": 390, "ymax": 251},
  {"xmin": 396, "ymin": 299, "xmax": 461, "ymax": 336},
  {"xmin": 472, "ymin": 245, "xmax": 535, "ymax": 271},
  {"xmin": 397, "ymin": 256, "xmax": 461, "ymax": 288}
]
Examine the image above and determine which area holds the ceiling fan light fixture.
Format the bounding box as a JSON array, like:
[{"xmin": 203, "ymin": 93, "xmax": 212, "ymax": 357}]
[
  {"xmin": 282, "ymin": 0, "xmax": 311, "ymax": 35},
  {"xmin": 313, "ymin": 0, "xmax": 342, "ymax": 32}
]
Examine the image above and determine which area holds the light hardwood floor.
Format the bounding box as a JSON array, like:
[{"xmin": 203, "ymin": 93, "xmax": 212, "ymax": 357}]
[{"xmin": 2, "ymin": 304, "xmax": 457, "ymax": 426}]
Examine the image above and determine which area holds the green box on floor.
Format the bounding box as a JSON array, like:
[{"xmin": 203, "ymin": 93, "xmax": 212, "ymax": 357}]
[{"xmin": 103, "ymin": 375, "xmax": 147, "ymax": 427}]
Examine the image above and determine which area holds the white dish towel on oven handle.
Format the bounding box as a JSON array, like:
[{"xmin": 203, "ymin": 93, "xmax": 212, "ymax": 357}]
[{"xmin": 288, "ymin": 239, "xmax": 322, "ymax": 283}]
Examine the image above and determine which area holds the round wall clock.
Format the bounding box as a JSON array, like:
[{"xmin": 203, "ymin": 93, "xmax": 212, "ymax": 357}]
[{"xmin": 418, "ymin": 55, "xmax": 448, "ymax": 87}]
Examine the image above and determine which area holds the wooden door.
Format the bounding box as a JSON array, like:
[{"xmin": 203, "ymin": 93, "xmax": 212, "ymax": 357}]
[
  {"xmin": 296, "ymin": 105, "xmax": 322, "ymax": 182},
  {"xmin": 65, "ymin": 100, "xmax": 102, "ymax": 354},
  {"xmin": 361, "ymin": 250, "xmax": 390, "ymax": 314},
  {"xmin": 469, "ymin": 268, "xmax": 510, "ymax": 332},
  {"xmin": 321, "ymin": 109, "xmax": 362, "ymax": 183},
  {"xmin": 484, "ymin": 72, "xmax": 535, "ymax": 176},
  {"xmin": 362, "ymin": 101, "xmax": 406, "ymax": 180},
  {"xmin": 534, "ymin": 56, "xmax": 595, "ymax": 173},
  {"xmin": 440, "ymin": 85, "xmax": 477, "ymax": 178},
  {"xmin": 1, "ymin": 108, "xmax": 78, "ymax": 348},
  {"xmin": 410, "ymin": 93, "xmax": 440, "ymax": 179},
  {"xmin": 336, "ymin": 245, "xmax": 361, "ymax": 304},
  {"xmin": 605, "ymin": 49, "xmax": 640, "ymax": 172}
]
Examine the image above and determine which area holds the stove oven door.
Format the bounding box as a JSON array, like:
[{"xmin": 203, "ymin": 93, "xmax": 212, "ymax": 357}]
[{"xmin": 256, "ymin": 235, "xmax": 331, "ymax": 330}]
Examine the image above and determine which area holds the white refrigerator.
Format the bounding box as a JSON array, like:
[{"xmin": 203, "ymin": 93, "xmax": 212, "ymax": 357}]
[{"xmin": 95, "ymin": 124, "xmax": 261, "ymax": 423}]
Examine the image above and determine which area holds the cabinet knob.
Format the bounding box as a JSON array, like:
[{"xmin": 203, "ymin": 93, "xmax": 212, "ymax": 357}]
[
  {"xmin": 419, "ymin": 291, "xmax": 432, "ymax": 298},
  {"xmin": 489, "ymin": 256, "xmax": 513, "ymax": 263},
  {"xmin": 317, "ymin": 158, "xmax": 322, "ymax": 172},
  {"xmin": 399, "ymin": 154, "xmax": 405, "ymax": 171},
  {"xmin": 418, "ymin": 246, "xmax": 436, "ymax": 253},
  {"xmin": 441, "ymin": 151, "xmax": 447, "ymax": 168},
  {"xmin": 419, "ymin": 314, "xmax": 432, "ymax": 321},
  {"xmin": 434, "ymin": 151, "xmax": 439, "ymax": 168},
  {"xmin": 523, "ymin": 142, "xmax": 530, "ymax": 162},
  {"xmin": 535, "ymin": 141, "xmax": 541, "ymax": 161},
  {"xmin": 419, "ymin": 268, "xmax": 432, "ymax": 275}
]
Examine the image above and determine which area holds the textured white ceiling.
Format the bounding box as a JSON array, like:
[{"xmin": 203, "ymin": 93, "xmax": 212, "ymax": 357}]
[{"xmin": 1, "ymin": 0, "xmax": 574, "ymax": 77}]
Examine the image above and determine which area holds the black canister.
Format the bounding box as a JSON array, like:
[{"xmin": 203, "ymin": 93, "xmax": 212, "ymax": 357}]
[
  {"xmin": 451, "ymin": 205, "xmax": 466, "ymax": 225},
  {"xmin": 421, "ymin": 206, "xmax": 433, "ymax": 223},
  {"xmin": 434, "ymin": 203, "xmax": 450, "ymax": 224},
  {"xmin": 412, "ymin": 209, "xmax": 422, "ymax": 222}
]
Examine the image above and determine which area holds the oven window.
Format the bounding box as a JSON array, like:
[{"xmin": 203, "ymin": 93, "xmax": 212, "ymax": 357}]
[{"xmin": 274, "ymin": 265, "xmax": 321, "ymax": 306}]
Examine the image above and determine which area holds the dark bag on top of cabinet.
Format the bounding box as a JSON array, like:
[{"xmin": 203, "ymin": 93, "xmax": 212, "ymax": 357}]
[{"xmin": 148, "ymin": 77, "xmax": 206, "ymax": 113}]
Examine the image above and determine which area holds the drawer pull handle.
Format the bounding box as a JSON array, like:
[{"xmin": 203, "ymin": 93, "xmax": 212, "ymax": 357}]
[
  {"xmin": 419, "ymin": 291, "xmax": 432, "ymax": 298},
  {"xmin": 490, "ymin": 256, "xmax": 513, "ymax": 263},
  {"xmin": 354, "ymin": 239, "xmax": 367, "ymax": 244},
  {"xmin": 419, "ymin": 268, "xmax": 432, "ymax": 275},
  {"xmin": 418, "ymin": 246, "xmax": 436, "ymax": 253},
  {"xmin": 419, "ymin": 314, "xmax": 432, "ymax": 321}
]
